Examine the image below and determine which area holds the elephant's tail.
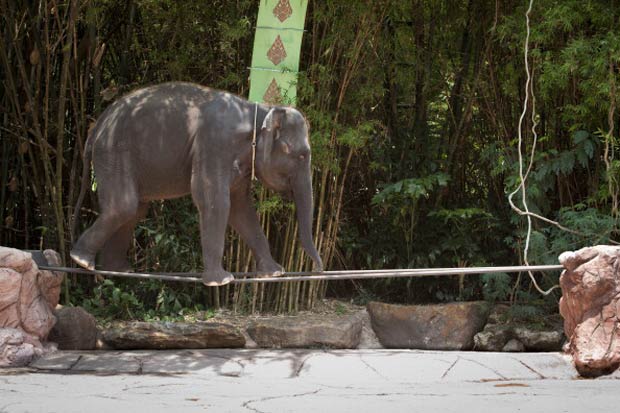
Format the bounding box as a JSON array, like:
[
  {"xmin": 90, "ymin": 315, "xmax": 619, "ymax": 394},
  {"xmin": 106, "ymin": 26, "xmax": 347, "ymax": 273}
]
[{"xmin": 70, "ymin": 128, "xmax": 95, "ymax": 243}]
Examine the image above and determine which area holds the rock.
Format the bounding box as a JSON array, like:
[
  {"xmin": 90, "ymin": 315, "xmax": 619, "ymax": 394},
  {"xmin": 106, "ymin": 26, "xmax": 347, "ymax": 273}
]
[
  {"xmin": 0, "ymin": 247, "xmax": 63, "ymax": 366},
  {"xmin": 357, "ymin": 310, "xmax": 383, "ymax": 349},
  {"xmin": 48, "ymin": 307, "xmax": 98, "ymax": 350},
  {"xmin": 247, "ymin": 312, "xmax": 363, "ymax": 349},
  {"xmin": 0, "ymin": 328, "xmax": 37, "ymax": 367},
  {"xmin": 95, "ymin": 330, "xmax": 112, "ymax": 350},
  {"xmin": 514, "ymin": 327, "xmax": 564, "ymax": 352},
  {"xmin": 241, "ymin": 330, "xmax": 259, "ymax": 349},
  {"xmin": 559, "ymin": 245, "xmax": 620, "ymax": 377},
  {"xmin": 367, "ymin": 301, "xmax": 490, "ymax": 350},
  {"xmin": 102, "ymin": 321, "xmax": 245, "ymax": 349},
  {"xmin": 474, "ymin": 324, "xmax": 513, "ymax": 351},
  {"xmin": 474, "ymin": 324, "xmax": 564, "ymax": 352},
  {"xmin": 0, "ymin": 247, "xmax": 63, "ymax": 339},
  {"xmin": 0, "ymin": 268, "xmax": 21, "ymax": 329},
  {"xmin": 38, "ymin": 250, "xmax": 63, "ymax": 309},
  {"xmin": 474, "ymin": 311, "xmax": 565, "ymax": 352},
  {"xmin": 0, "ymin": 328, "xmax": 55, "ymax": 367},
  {"xmin": 487, "ymin": 303, "xmax": 510, "ymax": 324},
  {"xmin": 502, "ymin": 338, "xmax": 525, "ymax": 352}
]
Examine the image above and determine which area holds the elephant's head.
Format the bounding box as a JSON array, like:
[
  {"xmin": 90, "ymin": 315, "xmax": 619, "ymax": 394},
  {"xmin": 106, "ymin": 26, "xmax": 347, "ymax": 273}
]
[{"xmin": 256, "ymin": 107, "xmax": 323, "ymax": 271}]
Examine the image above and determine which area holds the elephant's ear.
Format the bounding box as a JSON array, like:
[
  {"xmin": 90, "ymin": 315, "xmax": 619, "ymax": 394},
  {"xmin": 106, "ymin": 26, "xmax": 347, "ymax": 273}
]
[{"xmin": 260, "ymin": 107, "xmax": 286, "ymax": 164}]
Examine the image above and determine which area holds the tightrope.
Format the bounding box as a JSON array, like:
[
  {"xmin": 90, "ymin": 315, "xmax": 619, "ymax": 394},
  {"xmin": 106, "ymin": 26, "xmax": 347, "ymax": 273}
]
[{"xmin": 38, "ymin": 264, "xmax": 564, "ymax": 284}]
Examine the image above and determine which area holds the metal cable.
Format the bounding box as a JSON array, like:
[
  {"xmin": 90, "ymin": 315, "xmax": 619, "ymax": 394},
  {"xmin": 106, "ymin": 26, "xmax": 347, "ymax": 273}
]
[{"xmin": 38, "ymin": 264, "xmax": 564, "ymax": 285}]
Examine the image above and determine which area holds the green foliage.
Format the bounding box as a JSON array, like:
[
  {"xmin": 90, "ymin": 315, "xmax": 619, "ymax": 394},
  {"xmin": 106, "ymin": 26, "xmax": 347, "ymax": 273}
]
[
  {"xmin": 256, "ymin": 191, "xmax": 288, "ymax": 215},
  {"xmin": 82, "ymin": 280, "xmax": 144, "ymax": 320},
  {"xmin": 429, "ymin": 208, "xmax": 501, "ymax": 265},
  {"xmin": 548, "ymin": 206, "xmax": 616, "ymax": 255},
  {"xmin": 81, "ymin": 278, "xmax": 208, "ymax": 321},
  {"xmin": 337, "ymin": 121, "xmax": 377, "ymax": 149},
  {"xmin": 136, "ymin": 199, "xmax": 202, "ymax": 272},
  {"xmin": 372, "ymin": 173, "xmax": 450, "ymax": 206},
  {"xmin": 481, "ymin": 273, "xmax": 511, "ymax": 303},
  {"xmin": 334, "ymin": 302, "xmax": 347, "ymax": 315},
  {"xmin": 507, "ymin": 302, "xmax": 546, "ymax": 327}
]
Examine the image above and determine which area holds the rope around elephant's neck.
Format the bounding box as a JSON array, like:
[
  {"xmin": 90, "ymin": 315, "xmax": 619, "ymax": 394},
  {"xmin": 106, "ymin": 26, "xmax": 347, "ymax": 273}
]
[{"xmin": 251, "ymin": 102, "xmax": 258, "ymax": 181}]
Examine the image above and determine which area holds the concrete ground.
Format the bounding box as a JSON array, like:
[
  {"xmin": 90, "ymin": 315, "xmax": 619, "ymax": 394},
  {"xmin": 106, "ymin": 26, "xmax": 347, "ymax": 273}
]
[{"xmin": 1, "ymin": 350, "xmax": 619, "ymax": 413}]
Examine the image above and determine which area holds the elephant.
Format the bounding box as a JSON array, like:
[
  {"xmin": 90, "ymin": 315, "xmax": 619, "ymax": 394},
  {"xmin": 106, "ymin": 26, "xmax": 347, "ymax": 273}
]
[{"xmin": 70, "ymin": 82, "xmax": 323, "ymax": 286}]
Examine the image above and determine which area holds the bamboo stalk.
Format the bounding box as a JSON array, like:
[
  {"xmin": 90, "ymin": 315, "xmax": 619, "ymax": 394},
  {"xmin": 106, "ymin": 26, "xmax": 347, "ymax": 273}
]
[
  {"xmin": 258, "ymin": 282, "xmax": 265, "ymax": 313},
  {"xmin": 250, "ymin": 283, "xmax": 258, "ymax": 314}
]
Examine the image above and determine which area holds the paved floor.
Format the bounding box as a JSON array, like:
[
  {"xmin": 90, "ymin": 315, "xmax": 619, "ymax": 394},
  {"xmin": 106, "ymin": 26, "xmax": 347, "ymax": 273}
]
[{"xmin": 1, "ymin": 350, "xmax": 619, "ymax": 412}]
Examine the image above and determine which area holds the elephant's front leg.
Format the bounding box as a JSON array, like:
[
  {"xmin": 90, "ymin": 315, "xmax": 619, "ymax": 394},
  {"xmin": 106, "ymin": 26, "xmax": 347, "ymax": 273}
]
[
  {"xmin": 229, "ymin": 184, "xmax": 283, "ymax": 277},
  {"xmin": 191, "ymin": 173, "xmax": 234, "ymax": 287}
]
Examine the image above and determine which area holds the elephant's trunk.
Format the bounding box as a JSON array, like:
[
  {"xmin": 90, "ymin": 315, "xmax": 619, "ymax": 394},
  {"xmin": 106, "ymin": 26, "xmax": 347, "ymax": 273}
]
[{"xmin": 293, "ymin": 169, "xmax": 323, "ymax": 271}]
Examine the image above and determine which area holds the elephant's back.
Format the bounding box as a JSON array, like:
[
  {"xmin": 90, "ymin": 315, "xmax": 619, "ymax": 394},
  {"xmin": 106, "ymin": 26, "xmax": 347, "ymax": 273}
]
[
  {"xmin": 90, "ymin": 82, "xmax": 222, "ymax": 200},
  {"xmin": 91, "ymin": 82, "xmax": 242, "ymax": 146},
  {"xmin": 95, "ymin": 82, "xmax": 213, "ymax": 131}
]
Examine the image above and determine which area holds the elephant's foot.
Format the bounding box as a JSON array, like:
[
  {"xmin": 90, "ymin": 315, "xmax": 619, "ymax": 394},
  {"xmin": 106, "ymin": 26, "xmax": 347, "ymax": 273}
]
[
  {"xmin": 202, "ymin": 269, "xmax": 235, "ymax": 287},
  {"xmin": 70, "ymin": 249, "xmax": 96, "ymax": 271},
  {"xmin": 103, "ymin": 261, "xmax": 133, "ymax": 273},
  {"xmin": 256, "ymin": 260, "xmax": 284, "ymax": 278}
]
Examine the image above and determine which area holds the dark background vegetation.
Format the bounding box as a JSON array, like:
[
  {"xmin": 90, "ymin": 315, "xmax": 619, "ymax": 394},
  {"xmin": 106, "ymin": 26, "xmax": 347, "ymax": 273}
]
[{"xmin": 1, "ymin": 0, "xmax": 618, "ymax": 320}]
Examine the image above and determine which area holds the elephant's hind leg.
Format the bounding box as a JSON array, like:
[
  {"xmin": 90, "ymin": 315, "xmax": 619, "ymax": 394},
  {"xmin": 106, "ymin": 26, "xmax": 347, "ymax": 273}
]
[
  {"xmin": 71, "ymin": 176, "xmax": 140, "ymax": 270},
  {"xmin": 100, "ymin": 202, "xmax": 149, "ymax": 272}
]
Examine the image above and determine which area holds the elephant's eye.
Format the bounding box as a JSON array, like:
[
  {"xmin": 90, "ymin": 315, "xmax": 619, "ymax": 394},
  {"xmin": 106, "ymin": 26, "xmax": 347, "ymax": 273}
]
[{"xmin": 298, "ymin": 155, "xmax": 305, "ymax": 161}]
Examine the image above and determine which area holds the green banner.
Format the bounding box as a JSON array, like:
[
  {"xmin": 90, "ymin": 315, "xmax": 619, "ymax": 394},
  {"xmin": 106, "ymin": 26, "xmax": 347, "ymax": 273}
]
[{"xmin": 249, "ymin": 0, "xmax": 308, "ymax": 106}]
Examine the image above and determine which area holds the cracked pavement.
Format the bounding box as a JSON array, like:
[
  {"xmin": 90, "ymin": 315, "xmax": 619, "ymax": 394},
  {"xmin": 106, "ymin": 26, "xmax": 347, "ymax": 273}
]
[{"xmin": 1, "ymin": 350, "xmax": 619, "ymax": 412}]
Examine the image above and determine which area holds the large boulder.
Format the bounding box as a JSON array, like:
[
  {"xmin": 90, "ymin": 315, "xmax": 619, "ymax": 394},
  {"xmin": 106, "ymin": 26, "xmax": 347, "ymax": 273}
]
[
  {"xmin": 367, "ymin": 301, "xmax": 490, "ymax": 350},
  {"xmin": 102, "ymin": 321, "xmax": 246, "ymax": 349},
  {"xmin": 0, "ymin": 247, "xmax": 63, "ymax": 366},
  {"xmin": 247, "ymin": 311, "xmax": 364, "ymax": 349},
  {"xmin": 559, "ymin": 245, "xmax": 620, "ymax": 377},
  {"xmin": 48, "ymin": 307, "xmax": 98, "ymax": 350}
]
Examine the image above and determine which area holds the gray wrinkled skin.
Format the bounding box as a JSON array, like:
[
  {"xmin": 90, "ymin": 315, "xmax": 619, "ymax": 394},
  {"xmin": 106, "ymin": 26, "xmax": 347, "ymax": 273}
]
[{"xmin": 71, "ymin": 82, "xmax": 322, "ymax": 286}]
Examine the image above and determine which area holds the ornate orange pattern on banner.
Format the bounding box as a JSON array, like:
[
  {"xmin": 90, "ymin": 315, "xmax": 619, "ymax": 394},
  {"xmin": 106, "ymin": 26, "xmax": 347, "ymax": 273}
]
[
  {"xmin": 263, "ymin": 78, "xmax": 283, "ymax": 104},
  {"xmin": 273, "ymin": 0, "xmax": 293, "ymax": 22},
  {"xmin": 267, "ymin": 35, "xmax": 287, "ymax": 65}
]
